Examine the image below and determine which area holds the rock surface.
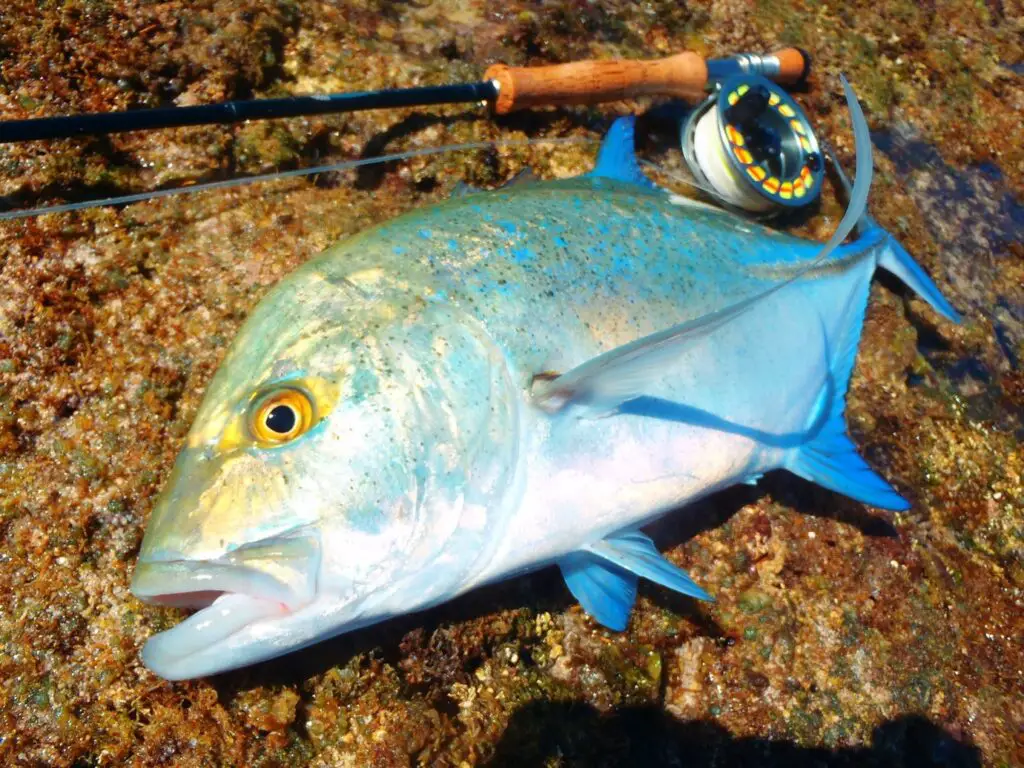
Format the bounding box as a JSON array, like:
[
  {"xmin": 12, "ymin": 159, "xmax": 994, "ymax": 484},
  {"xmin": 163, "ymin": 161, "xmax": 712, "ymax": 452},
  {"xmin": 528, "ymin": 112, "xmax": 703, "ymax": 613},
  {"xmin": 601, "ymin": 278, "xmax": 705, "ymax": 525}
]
[{"xmin": 0, "ymin": 1, "xmax": 1020, "ymax": 765}]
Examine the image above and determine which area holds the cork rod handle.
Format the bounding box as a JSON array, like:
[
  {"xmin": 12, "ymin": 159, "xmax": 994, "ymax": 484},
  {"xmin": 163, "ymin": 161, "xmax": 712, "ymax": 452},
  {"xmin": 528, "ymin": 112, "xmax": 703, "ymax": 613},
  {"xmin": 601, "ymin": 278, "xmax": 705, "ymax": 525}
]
[
  {"xmin": 485, "ymin": 52, "xmax": 707, "ymax": 115},
  {"xmin": 484, "ymin": 48, "xmax": 809, "ymax": 115}
]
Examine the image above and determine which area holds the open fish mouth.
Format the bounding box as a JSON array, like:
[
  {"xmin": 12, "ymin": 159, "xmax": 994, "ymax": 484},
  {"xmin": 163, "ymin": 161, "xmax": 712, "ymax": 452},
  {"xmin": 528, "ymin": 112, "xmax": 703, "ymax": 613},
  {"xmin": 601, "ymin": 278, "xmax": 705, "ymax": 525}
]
[{"xmin": 131, "ymin": 533, "xmax": 321, "ymax": 678}]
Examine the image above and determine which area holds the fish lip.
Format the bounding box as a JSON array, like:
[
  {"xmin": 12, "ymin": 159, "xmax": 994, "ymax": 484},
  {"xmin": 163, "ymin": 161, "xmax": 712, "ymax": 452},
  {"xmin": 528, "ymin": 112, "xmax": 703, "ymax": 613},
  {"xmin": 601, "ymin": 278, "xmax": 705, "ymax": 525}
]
[
  {"xmin": 131, "ymin": 558, "xmax": 304, "ymax": 610},
  {"xmin": 131, "ymin": 533, "xmax": 322, "ymax": 680},
  {"xmin": 139, "ymin": 592, "xmax": 295, "ymax": 680},
  {"xmin": 132, "ymin": 531, "xmax": 321, "ymax": 610}
]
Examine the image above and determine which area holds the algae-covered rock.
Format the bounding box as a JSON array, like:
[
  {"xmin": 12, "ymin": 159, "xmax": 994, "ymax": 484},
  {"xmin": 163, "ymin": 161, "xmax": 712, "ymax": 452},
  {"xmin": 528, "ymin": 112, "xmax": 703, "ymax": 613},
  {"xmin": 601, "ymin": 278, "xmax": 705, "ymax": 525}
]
[{"xmin": 0, "ymin": 0, "xmax": 1020, "ymax": 765}]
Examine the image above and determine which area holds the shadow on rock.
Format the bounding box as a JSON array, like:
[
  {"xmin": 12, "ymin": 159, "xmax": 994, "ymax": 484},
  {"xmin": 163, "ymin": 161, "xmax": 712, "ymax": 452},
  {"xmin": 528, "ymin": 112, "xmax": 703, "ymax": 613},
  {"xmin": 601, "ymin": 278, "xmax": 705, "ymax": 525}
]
[
  {"xmin": 483, "ymin": 705, "xmax": 981, "ymax": 768},
  {"xmin": 872, "ymin": 124, "xmax": 1024, "ymax": 373}
]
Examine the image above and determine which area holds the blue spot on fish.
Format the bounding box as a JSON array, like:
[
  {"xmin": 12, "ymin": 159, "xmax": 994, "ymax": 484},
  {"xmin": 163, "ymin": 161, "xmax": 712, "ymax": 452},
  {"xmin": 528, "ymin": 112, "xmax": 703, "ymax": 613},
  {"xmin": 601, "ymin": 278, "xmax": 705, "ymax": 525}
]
[
  {"xmin": 349, "ymin": 367, "xmax": 379, "ymax": 403},
  {"xmin": 393, "ymin": 246, "xmax": 405, "ymax": 255},
  {"xmin": 448, "ymin": 239, "xmax": 458, "ymax": 250},
  {"xmin": 418, "ymin": 229, "xmax": 433, "ymax": 239},
  {"xmin": 553, "ymin": 236, "xmax": 568, "ymax": 248},
  {"xmin": 498, "ymin": 221, "xmax": 518, "ymax": 234},
  {"xmin": 348, "ymin": 505, "xmax": 387, "ymax": 534},
  {"xmin": 511, "ymin": 245, "xmax": 535, "ymax": 263},
  {"xmin": 612, "ymin": 255, "xmax": 633, "ymax": 275}
]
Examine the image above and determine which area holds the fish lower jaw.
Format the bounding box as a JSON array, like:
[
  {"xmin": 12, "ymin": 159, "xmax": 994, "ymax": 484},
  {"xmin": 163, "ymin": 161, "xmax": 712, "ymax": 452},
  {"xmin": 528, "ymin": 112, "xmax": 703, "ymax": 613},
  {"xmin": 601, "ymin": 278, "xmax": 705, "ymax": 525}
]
[
  {"xmin": 140, "ymin": 592, "xmax": 294, "ymax": 680},
  {"xmin": 131, "ymin": 556, "xmax": 320, "ymax": 680}
]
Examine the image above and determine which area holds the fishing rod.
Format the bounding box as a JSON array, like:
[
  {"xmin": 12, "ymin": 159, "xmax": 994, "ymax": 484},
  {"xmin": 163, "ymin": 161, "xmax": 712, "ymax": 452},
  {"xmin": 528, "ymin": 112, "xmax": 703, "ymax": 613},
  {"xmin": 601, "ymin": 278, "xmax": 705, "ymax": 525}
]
[
  {"xmin": 0, "ymin": 46, "xmax": 821, "ymax": 219},
  {"xmin": 0, "ymin": 48, "xmax": 809, "ymax": 143}
]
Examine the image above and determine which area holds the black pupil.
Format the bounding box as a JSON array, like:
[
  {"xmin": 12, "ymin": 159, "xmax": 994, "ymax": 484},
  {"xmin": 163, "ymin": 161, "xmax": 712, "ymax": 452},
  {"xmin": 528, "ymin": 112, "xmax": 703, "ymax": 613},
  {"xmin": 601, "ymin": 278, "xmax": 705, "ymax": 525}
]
[{"xmin": 265, "ymin": 404, "xmax": 297, "ymax": 434}]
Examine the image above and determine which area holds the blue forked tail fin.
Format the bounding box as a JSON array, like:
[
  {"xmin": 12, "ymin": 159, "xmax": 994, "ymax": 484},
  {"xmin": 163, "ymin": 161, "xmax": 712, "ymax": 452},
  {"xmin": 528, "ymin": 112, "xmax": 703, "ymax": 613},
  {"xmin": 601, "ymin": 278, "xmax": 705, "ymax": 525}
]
[
  {"xmin": 828, "ymin": 136, "xmax": 961, "ymax": 325},
  {"xmin": 875, "ymin": 230, "xmax": 961, "ymax": 323},
  {"xmin": 837, "ymin": 220, "xmax": 961, "ymax": 325},
  {"xmin": 787, "ymin": 429, "xmax": 912, "ymax": 510},
  {"xmin": 784, "ymin": 277, "xmax": 913, "ymax": 511}
]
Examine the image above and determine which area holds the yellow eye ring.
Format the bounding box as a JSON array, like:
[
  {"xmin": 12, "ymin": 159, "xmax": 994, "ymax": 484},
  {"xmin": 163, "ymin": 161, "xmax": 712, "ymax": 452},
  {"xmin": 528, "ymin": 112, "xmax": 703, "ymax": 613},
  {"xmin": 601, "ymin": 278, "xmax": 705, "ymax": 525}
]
[{"xmin": 249, "ymin": 388, "xmax": 315, "ymax": 445}]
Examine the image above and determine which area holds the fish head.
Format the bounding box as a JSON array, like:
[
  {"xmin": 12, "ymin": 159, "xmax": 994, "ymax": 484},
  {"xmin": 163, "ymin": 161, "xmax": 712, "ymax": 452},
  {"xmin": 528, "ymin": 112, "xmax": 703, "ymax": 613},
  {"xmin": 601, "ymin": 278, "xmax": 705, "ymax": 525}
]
[{"xmin": 132, "ymin": 261, "xmax": 521, "ymax": 679}]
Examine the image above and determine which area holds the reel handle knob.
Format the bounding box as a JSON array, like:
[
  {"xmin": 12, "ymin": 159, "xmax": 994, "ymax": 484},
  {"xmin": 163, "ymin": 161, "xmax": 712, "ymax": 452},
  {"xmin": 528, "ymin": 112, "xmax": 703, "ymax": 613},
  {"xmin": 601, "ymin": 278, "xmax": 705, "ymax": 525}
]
[{"xmin": 486, "ymin": 52, "xmax": 709, "ymax": 114}]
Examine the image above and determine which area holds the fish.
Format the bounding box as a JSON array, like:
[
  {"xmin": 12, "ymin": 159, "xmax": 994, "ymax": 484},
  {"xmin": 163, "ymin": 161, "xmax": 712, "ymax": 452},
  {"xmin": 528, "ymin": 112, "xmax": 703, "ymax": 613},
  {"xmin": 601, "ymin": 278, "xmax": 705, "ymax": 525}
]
[{"xmin": 130, "ymin": 81, "xmax": 960, "ymax": 680}]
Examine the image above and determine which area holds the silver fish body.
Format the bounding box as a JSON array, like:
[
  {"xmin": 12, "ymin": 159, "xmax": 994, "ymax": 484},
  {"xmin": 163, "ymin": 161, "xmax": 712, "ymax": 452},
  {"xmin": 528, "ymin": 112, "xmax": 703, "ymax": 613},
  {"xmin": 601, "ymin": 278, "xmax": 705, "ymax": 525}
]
[{"xmin": 132, "ymin": 108, "xmax": 958, "ymax": 679}]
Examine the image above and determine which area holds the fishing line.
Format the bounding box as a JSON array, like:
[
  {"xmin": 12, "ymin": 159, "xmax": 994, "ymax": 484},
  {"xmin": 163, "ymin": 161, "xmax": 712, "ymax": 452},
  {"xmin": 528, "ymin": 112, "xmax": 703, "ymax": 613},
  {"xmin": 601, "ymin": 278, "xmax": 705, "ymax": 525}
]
[
  {"xmin": 0, "ymin": 133, "xmax": 729, "ymax": 221},
  {"xmin": 637, "ymin": 159, "xmax": 734, "ymax": 204},
  {"xmin": 680, "ymin": 74, "xmax": 824, "ymax": 216},
  {"xmin": 0, "ymin": 136, "xmax": 598, "ymax": 221},
  {"xmin": 690, "ymin": 108, "xmax": 774, "ymax": 212},
  {"xmin": 1, "ymin": 72, "xmax": 866, "ymax": 298}
]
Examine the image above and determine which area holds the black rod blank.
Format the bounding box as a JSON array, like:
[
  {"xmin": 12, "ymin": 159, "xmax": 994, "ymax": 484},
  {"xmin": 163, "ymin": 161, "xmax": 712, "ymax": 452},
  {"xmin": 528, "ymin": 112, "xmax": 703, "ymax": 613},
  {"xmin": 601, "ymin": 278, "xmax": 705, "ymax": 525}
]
[{"xmin": 0, "ymin": 81, "xmax": 498, "ymax": 144}]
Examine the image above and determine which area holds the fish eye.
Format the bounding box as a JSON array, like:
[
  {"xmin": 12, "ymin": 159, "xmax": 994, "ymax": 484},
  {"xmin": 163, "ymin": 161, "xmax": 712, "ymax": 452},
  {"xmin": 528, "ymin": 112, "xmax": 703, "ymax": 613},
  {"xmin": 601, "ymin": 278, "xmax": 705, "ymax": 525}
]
[{"xmin": 250, "ymin": 387, "xmax": 315, "ymax": 445}]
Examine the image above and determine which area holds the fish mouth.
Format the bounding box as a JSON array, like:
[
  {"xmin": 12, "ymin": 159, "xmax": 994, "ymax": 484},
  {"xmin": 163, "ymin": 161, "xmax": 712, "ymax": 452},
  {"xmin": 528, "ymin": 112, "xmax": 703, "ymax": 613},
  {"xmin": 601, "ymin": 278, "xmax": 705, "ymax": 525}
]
[{"xmin": 131, "ymin": 533, "xmax": 321, "ymax": 679}]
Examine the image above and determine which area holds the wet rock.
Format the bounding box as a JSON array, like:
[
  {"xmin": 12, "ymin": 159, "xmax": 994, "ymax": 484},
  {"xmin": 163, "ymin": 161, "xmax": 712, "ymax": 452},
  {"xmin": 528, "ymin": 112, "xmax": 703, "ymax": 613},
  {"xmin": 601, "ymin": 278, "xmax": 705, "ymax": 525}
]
[{"xmin": 0, "ymin": 1, "xmax": 1020, "ymax": 766}]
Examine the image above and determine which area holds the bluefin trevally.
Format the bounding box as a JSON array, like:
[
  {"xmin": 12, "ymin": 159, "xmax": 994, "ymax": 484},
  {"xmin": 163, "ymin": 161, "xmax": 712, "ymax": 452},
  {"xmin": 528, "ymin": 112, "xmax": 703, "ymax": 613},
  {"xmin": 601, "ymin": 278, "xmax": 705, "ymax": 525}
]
[{"xmin": 131, "ymin": 81, "xmax": 959, "ymax": 680}]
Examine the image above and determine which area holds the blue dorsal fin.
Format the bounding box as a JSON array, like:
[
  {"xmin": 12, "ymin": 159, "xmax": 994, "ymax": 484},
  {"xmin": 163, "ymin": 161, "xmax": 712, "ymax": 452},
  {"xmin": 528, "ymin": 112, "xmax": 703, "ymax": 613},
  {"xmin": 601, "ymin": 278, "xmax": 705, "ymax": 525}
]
[
  {"xmin": 588, "ymin": 116, "xmax": 657, "ymax": 190},
  {"xmin": 559, "ymin": 552, "xmax": 637, "ymax": 631}
]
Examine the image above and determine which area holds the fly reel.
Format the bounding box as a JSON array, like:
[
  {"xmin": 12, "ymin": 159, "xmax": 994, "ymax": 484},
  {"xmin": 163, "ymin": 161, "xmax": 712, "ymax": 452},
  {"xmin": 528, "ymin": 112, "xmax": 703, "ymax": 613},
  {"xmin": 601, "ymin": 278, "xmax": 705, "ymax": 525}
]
[{"xmin": 682, "ymin": 74, "xmax": 823, "ymax": 215}]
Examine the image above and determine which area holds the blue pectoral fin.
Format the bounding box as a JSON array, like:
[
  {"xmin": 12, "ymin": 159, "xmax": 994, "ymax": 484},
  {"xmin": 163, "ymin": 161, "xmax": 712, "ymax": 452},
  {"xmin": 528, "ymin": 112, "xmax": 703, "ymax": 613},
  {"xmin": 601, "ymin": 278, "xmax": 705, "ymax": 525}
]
[
  {"xmin": 586, "ymin": 530, "xmax": 713, "ymax": 602},
  {"xmin": 559, "ymin": 553, "xmax": 638, "ymax": 631},
  {"xmin": 588, "ymin": 116, "xmax": 658, "ymax": 190},
  {"xmin": 560, "ymin": 530, "xmax": 711, "ymax": 630},
  {"xmin": 788, "ymin": 429, "xmax": 911, "ymax": 511}
]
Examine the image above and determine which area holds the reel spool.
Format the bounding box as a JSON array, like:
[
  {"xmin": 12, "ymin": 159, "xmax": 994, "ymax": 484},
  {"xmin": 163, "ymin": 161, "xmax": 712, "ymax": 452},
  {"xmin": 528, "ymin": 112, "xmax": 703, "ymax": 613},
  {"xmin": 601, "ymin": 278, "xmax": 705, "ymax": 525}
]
[{"xmin": 682, "ymin": 74, "xmax": 823, "ymax": 215}]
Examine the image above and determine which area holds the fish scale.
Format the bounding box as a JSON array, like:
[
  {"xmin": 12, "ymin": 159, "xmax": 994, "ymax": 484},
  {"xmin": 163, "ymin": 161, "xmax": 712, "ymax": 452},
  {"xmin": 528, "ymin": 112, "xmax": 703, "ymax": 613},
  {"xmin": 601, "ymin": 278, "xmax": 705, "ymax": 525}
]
[{"xmin": 130, "ymin": 96, "xmax": 960, "ymax": 680}]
